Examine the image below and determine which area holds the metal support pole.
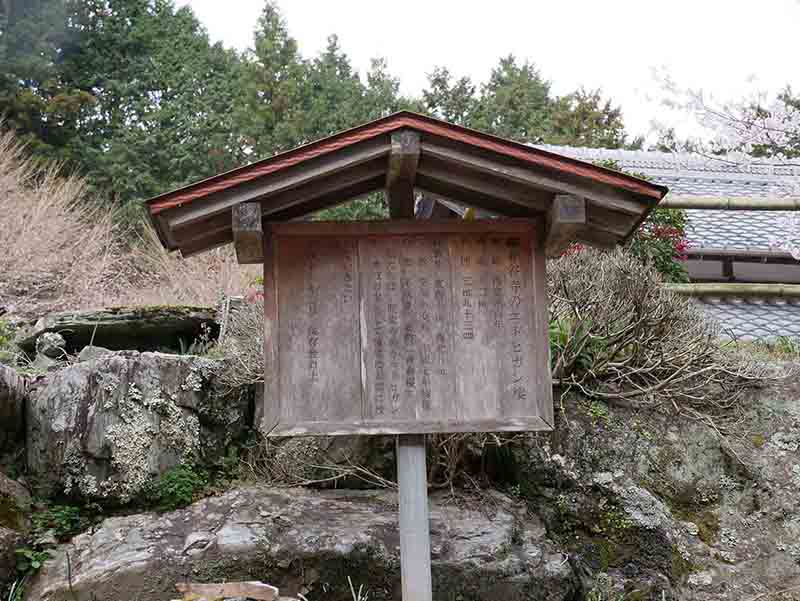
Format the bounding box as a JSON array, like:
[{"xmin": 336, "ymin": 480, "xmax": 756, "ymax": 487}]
[{"xmin": 396, "ymin": 434, "xmax": 433, "ymax": 601}]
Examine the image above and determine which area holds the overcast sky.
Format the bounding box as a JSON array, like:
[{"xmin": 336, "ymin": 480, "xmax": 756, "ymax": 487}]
[{"xmin": 179, "ymin": 0, "xmax": 800, "ymax": 141}]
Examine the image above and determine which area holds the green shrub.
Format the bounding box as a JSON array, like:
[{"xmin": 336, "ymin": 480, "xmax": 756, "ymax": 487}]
[
  {"xmin": 147, "ymin": 465, "xmax": 207, "ymax": 511},
  {"xmin": 31, "ymin": 504, "xmax": 84, "ymax": 541}
]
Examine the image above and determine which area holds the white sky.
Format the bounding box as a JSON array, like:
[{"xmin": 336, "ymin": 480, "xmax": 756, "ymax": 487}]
[{"xmin": 179, "ymin": 0, "xmax": 800, "ymax": 141}]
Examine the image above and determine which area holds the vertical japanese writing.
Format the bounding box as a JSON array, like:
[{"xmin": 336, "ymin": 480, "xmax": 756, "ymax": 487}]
[
  {"xmin": 386, "ymin": 245, "xmax": 401, "ymax": 413},
  {"xmin": 306, "ymin": 251, "xmax": 320, "ymax": 384},
  {"xmin": 342, "ymin": 242, "xmax": 355, "ymax": 305},
  {"xmin": 491, "ymin": 238, "xmax": 505, "ymax": 329},
  {"xmin": 371, "ymin": 245, "xmax": 386, "ymax": 415},
  {"xmin": 507, "ymin": 238, "xmax": 527, "ymax": 404},
  {"xmin": 461, "ymin": 243, "xmax": 475, "ymax": 340},
  {"xmin": 401, "ymin": 238, "xmax": 415, "ymax": 406},
  {"xmin": 418, "ymin": 256, "xmax": 432, "ymax": 410}
]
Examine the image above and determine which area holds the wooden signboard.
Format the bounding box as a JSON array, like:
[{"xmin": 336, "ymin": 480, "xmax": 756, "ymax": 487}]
[{"xmin": 261, "ymin": 219, "xmax": 553, "ymax": 436}]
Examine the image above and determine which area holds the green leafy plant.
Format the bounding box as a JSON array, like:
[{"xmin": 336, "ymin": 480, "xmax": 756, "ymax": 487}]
[
  {"xmin": 14, "ymin": 548, "xmax": 50, "ymax": 575},
  {"xmin": 775, "ymin": 336, "xmax": 800, "ymax": 356},
  {"xmin": 587, "ymin": 400, "xmax": 611, "ymax": 425},
  {"xmin": 147, "ymin": 465, "xmax": 208, "ymax": 511},
  {"xmin": 0, "ymin": 319, "xmax": 19, "ymax": 365},
  {"xmin": 31, "ymin": 504, "xmax": 84, "ymax": 541}
]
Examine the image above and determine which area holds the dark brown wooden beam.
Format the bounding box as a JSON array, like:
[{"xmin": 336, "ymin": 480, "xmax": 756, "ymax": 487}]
[
  {"xmin": 266, "ymin": 175, "xmax": 385, "ymax": 222},
  {"xmin": 417, "ymin": 154, "xmax": 551, "ymax": 213},
  {"xmin": 233, "ymin": 201, "xmax": 264, "ymax": 264},
  {"xmin": 546, "ymin": 195, "xmax": 586, "ymax": 257},
  {"xmin": 262, "ymin": 159, "xmax": 385, "ymax": 217},
  {"xmin": 421, "ymin": 140, "xmax": 646, "ymax": 215},
  {"xmin": 167, "ymin": 137, "xmax": 390, "ymax": 229},
  {"xmin": 415, "ymin": 174, "xmax": 537, "ymax": 218},
  {"xmin": 180, "ymin": 228, "xmax": 234, "ymax": 258},
  {"xmin": 386, "ymin": 130, "xmax": 420, "ymax": 219}
]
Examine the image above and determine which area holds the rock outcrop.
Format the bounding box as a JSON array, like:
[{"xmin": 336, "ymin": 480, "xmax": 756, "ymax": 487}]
[
  {"xmin": 26, "ymin": 351, "xmax": 250, "ymax": 504},
  {"xmin": 0, "ymin": 472, "xmax": 31, "ymax": 589},
  {"xmin": 16, "ymin": 306, "xmax": 217, "ymax": 355},
  {"xmin": 514, "ymin": 371, "xmax": 800, "ymax": 600},
  {"xmin": 0, "ymin": 365, "xmax": 25, "ymax": 459},
  {"xmin": 0, "ymin": 527, "xmax": 21, "ymax": 591},
  {"xmin": 25, "ymin": 486, "xmax": 577, "ymax": 601}
]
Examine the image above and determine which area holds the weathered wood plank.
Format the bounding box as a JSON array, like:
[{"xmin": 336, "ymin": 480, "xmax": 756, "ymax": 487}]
[
  {"xmin": 545, "ymin": 194, "xmax": 586, "ymax": 257},
  {"xmin": 530, "ymin": 230, "xmax": 553, "ymax": 427},
  {"xmin": 175, "ymin": 581, "xmax": 279, "ymax": 601},
  {"xmin": 387, "ymin": 130, "xmax": 421, "ymax": 219},
  {"xmin": 415, "ymin": 174, "xmax": 537, "ymax": 218},
  {"xmin": 417, "ymin": 154, "xmax": 551, "ymax": 213},
  {"xmin": 449, "ymin": 233, "xmax": 538, "ymax": 420},
  {"xmin": 421, "ymin": 141, "xmax": 646, "ymax": 215},
  {"xmin": 261, "ymin": 219, "xmax": 553, "ymax": 437},
  {"xmin": 358, "ymin": 236, "xmax": 457, "ymax": 421},
  {"xmin": 267, "ymin": 415, "xmax": 553, "ymax": 436},
  {"xmin": 260, "ymin": 159, "xmax": 385, "ymax": 217},
  {"xmin": 268, "ymin": 219, "xmax": 537, "ymax": 237},
  {"xmin": 232, "ymin": 201, "xmax": 264, "ymax": 264},
  {"xmin": 276, "ymin": 236, "xmax": 361, "ymax": 424},
  {"xmin": 261, "ymin": 232, "xmax": 281, "ymax": 433},
  {"xmin": 167, "ymin": 138, "xmax": 390, "ymax": 229}
]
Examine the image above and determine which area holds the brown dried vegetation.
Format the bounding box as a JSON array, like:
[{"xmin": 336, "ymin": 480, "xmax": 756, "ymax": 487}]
[{"xmin": 0, "ymin": 130, "xmax": 253, "ymax": 318}]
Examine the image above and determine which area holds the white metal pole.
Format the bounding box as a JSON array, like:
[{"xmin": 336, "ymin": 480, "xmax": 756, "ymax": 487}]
[{"xmin": 396, "ymin": 434, "xmax": 433, "ymax": 601}]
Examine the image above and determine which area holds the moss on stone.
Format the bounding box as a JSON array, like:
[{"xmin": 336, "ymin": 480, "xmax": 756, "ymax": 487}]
[{"xmin": 670, "ymin": 544, "xmax": 696, "ymax": 580}]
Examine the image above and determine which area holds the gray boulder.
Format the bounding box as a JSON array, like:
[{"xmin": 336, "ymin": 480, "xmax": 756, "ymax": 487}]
[
  {"xmin": 0, "ymin": 365, "xmax": 25, "ymax": 459},
  {"xmin": 75, "ymin": 345, "xmax": 114, "ymax": 363},
  {"xmin": 0, "ymin": 471, "xmax": 31, "ymax": 532},
  {"xmin": 514, "ymin": 365, "xmax": 800, "ymax": 600},
  {"xmin": 16, "ymin": 306, "xmax": 217, "ymax": 355},
  {"xmin": 25, "ymin": 486, "xmax": 577, "ymax": 601},
  {"xmin": 34, "ymin": 332, "xmax": 66, "ymax": 359},
  {"xmin": 0, "ymin": 472, "xmax": 31, "ymax": 591},
  {"xmin": 26, "ymin": 351, "xmax": 250, "ymax": 504}
]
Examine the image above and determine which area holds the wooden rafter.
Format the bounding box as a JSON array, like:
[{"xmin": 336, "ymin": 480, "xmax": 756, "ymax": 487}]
[
  {"xmin": 386, "ymin": 130, "xmax": 420, "ymax": 218},
  {"xmin": 545, "ymin": 194, "xmax": 587, "ymax": 257},
  {"xmin": 233, "ymin": 201, "xmax": 264, "ymax": 264},
  {"xmin": 421, "ymin": 141, "xmax": 645, "ymax": 215}
]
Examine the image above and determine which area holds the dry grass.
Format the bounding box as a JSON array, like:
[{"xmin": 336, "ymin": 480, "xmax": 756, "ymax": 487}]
[
  {"xmin": 0, "ymin": 128, "xmax": 256, "ymax": 318},
  {"xmin": 117, "ymin": 227, "xmax": 257, "ymax": 308},
  {"xmin": 0, "ymin": 129, "xmax": 125, "ymax": 316}
]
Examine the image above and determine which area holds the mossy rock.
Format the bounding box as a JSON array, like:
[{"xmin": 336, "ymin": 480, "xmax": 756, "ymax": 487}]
[{"xmin": 16, "ymin": 305, "xmax": 219, "ymax": 354}]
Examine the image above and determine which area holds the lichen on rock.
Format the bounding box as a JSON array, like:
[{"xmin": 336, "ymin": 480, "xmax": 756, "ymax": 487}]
[{"xmin": 27, "ymin": 351, "xmax": 250, "ymax": 504}]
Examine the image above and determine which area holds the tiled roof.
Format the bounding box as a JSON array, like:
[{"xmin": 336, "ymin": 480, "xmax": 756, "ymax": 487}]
[
  {"xmin": 694, "ymin": 297, "xmax": 800, "ymax": 340},
  {"xmin": 537, "ymin": 145, "xmax": 800, "ymax": 251}
]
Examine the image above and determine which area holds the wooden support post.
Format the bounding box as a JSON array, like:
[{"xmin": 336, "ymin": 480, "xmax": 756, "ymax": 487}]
[
  {"xmin": 233, "ymin": 201, "xmax": 264, "ymax": 264},
  {"xmin": 387, "ymin": 130, "xmax": 421, "ymax": 219},
  {"xmin": 397, "ymin": 434, "xmax": 433, "ymax": 601},
  {"xmin": 545, "ymin": 194, "xmax": 586, "ymax": 257}
]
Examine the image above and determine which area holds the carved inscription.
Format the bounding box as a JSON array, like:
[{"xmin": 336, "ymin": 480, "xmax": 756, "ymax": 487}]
[
  {"xmin": 266, "ymin": 221, "xmax": 552, "ymax": 435},
  {"xmin": 450, "ymin": 235, "xmax": 533, "ymax": 419},
  {"xmin": 277, "ymin": 237, "xmax": 361, "ymax": 423},
  {"xmin": 359, "ymin": 237, "xmax": 456, "ymax": 420}
]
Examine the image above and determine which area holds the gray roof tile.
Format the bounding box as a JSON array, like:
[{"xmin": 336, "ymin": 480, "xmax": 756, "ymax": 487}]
[
  {"xmin": 537, "ymin": 145, "xmax": 800, "ymax": 251},
  {"xmin": 695, "ymin": 297, "xmax": 800, "ymax": 340}
]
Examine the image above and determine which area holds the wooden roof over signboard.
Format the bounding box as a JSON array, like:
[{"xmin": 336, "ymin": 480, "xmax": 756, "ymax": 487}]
[{"xmin": 145, "ymin": 111, "xmax": 668, "ymax": 259}]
